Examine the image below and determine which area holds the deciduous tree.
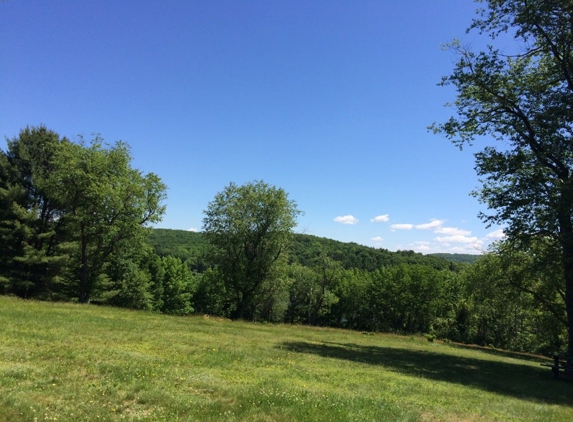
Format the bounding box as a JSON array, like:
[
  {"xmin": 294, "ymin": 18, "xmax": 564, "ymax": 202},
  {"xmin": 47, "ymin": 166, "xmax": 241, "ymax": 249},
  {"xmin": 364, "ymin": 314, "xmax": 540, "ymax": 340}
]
[
  {"xmin": 0, "ymin": 127, "xmax": 167, "ymax": 304},
  {"xmin": 202, "ymin": 180, "xmax": 301, "ymax": 320},
  {"xmin": 432, "ymin": 0, "xmax": 573, "ymax": 354},
  {"xmin": 55, "ymin": 137, "xmax": 166, "ymax": 303}
]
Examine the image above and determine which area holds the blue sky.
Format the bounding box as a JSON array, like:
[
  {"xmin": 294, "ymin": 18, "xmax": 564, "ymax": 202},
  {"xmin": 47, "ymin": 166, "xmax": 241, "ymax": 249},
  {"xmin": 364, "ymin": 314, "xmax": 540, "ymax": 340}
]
[{"xmin": 1, "ymin": 0, "xmax": 506, "ymax": 254}]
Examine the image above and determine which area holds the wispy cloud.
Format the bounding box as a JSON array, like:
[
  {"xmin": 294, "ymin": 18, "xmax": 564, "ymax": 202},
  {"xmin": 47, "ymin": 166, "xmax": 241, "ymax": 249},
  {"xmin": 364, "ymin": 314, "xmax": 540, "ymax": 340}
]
[
  {"xmin": 391, "ymin": 223, "xmax": 414, "ymax": 231},
  {"xmin": 387, "ymin": 216, "xmax": 497, "ymax": 254},
  {"xmin": 435, "ymin": 226, "xmax": 471, "ymax": 236},
  {"xmin": 404, "ymin": 240, "xmax": 485, "ymax": 255},
  {"xmin": 188, "ymin": 227, "xmax": 198, "ymax": 232},
  {"xmin": 486, "ymin": 229, "xmax": 506, "ymax": 239},
  {"xmin": 415, "ymin": 219, "xmax": 443, "ymax": 230},
  {"xmin": 435, "ymin": 235, "xmax": 479, "ymax": 244},
  {"xmin": 334, "ymin": 215, "xmax": 359, "ymax": 225},
  {"xmin": 414, "ymin": 219, "xmax": 473, "ymax": 237},
  {"xmin": 410, "ymin": 241, "xmax": 431, "ymax": 252},
  {"xmin": 371, "ymin": 214, "xmax": 389, "ymax": 223},
  {"xmin": 372, "ymin": 236, "xmax": 384, "ymax": 242}
]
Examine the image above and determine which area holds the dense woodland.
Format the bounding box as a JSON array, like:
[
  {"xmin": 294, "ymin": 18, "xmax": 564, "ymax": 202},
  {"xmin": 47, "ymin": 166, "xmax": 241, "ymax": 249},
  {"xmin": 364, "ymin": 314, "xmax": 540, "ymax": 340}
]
[{"xmin": 148, "ymin": 229, "xmax": 462, "ymax": 273}]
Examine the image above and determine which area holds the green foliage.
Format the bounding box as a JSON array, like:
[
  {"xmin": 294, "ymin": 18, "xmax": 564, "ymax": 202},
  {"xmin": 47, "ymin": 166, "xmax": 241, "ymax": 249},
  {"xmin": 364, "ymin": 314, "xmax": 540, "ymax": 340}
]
[
  {"xmin": 285, "ymin": 261, "xmax": 340, "ymax": 325},
  {"xmin": 55, "ymin": 137, "xmax": 166, "ymax": 303},
  {"xmin": 145, "ymin": 228, "xmax": 566, "ymax": 354},
  {"xmin": 429, "ymin": 253, "xmax": 480, "ymax": 264},
  {"xmin": 433, "ymin": 0, "xmax": 573, "ymax": 354},
  {"xmin": 290, "ymin": 234, "xmax": 454, "ymax": 271},
  {"xmin": 102, "ymin": 250, "xmax": 197, "ymax": 315},
  {"xmin": 0, "ymin": 126, "xmax": 168, "ymax": 307},
  {"xmin": 158, "ymin": 255, "xmax": 197, "ymax": 315},
  {"xmin": 193, "ymin": 268, "xmax": 230, "ymax": 316},
  {"xmin": 365, "ymin": 265, "xmax": 448, "ymax": 334},
  {"xmin": 202, "ymin": 180, "xmax": 301, "ymax": 320},
  {"xmin": 0, "ymin": 126, "xmax": 72, "ymax": 298},
  {"xmin": 146, "ymin": 229, "xmax": 456, "ymax": 274},
  {"xmin": 457, "ymin": 251, "xmax": 566, "ymax": 354},
  {"xmin": 105, "ymin": 254, "xmax": 154, "ymax": 311},
  {"xmin": 147, "ymin": 228, "xmax": 208, "ymax": 272},
  {"xmin": 327, "ymin": 268, "xmax": 372, "ymax": 329}
]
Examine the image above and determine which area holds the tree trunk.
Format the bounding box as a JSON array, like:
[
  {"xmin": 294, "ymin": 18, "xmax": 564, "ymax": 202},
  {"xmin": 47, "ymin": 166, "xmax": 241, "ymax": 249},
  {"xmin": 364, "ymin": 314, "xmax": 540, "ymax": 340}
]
[
  {"xmin": 231, "ymin": 295, "xmax": 245, "ymax": 320},
  {"xmin": 559, "ymin": 183, "xmax": 573, "ymax": 356},
  {"xmin": 562, "ymin": 237, "xmax": 573, "ymax": 357},
  {"xmin": 78, "ymin": 227, "xmax": 90, "ymax": 304}
]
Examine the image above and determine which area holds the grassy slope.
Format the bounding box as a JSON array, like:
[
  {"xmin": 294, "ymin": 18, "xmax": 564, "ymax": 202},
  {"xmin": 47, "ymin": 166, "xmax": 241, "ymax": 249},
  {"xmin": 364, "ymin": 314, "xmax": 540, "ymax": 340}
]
[{"xmin": 1, "ymin": 296, "xmax": 572, "ymax": 421}]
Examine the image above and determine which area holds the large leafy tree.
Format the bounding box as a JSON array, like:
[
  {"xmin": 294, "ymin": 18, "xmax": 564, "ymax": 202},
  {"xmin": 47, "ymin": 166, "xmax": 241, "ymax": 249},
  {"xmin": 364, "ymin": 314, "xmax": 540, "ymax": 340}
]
[
  {"xmin": 288, "ymin": 253, "xmax": 341, "ymax": 326},
  {"xmin": 0, "ymin": 127, "xmax": 167, "ymax": 304},
  {"xmin": 433, "ymin": 0, "xmax": 573, "ymax": 354},
  {"xmin": 55, "ymin": 137, "xmax": 167, "ymax": 303},
  {"xmin": 202, "ymin": 180, "xmax": 301, "ymax": 320}
]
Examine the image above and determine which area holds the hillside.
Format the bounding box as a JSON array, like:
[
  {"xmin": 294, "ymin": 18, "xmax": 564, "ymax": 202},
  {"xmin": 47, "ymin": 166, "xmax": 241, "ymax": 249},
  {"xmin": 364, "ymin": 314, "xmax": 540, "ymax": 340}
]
[
  {"xmin": 148, "ymin": 228, "xmax": 456, "ymax": 272},
  {"xmin": 148, "ymin": 228, "xmax": 209, "ymax": 271},
  {"xmin": 1, "ymin": 296, "xmax": 570, "ymax": 422},
  {"xmin": 428, "ymin": 253, "xmax": 482, "ymax": 264}
]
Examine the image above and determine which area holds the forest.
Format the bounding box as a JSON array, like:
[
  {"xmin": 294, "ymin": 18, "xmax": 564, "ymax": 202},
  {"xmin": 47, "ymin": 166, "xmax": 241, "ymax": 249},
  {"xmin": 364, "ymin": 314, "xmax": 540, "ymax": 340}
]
[{"xmin": 0, "ymin": 127, "xmax": 566, "ymax": 357}]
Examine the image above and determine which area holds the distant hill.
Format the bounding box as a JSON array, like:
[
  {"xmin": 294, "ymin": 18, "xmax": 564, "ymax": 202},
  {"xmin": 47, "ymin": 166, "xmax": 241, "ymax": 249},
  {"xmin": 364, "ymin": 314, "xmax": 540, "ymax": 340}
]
[
  {"xmin": 288, "ymin": 233, "xmax": 457, "ymax": 271},
  {"xmin": 148, "ymin": 228, "xmax": 457, "ymax": 272},
  {"xmin": 428, "ymin": 253, "xmax": 482, "ymax": 264},
  {"xmin": 147, "ymin": 228, "xmax": 209, "ymax": 271}
]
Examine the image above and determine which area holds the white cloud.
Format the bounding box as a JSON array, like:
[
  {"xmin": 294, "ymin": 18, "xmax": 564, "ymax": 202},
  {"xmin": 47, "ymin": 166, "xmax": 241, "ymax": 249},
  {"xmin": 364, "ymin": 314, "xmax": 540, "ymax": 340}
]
[
  {"xmin": 410, "ymin": 241, "xmax": 431, "ymax": 252},
  {"xmin": 372, "ymin": 236, "xmax": 384, "ymax": 242},
  {"xmin": 334, "ymin": 215, "xmax": 359, "ymax": 225},
  {"xmin": 435, "ymin": 235, "xmax": 479, "ymax": 244},
  {"xmin": 410, "ymin": 219, "xmax": 474, "ymax": 238},
  {"xmin": 448, "ymin": 245, "xmax": 482, "ymax": 254},
  {"xmin": 188, "ymin": 227, "xmax": 198, "ymax": 232},
  {"xmin": 486, "ymin": 229, "xmax": 506, "ymax": 239},
  {"xmin": 371, "ymin": 214, "xmax": 389, "ymax": 223},
  {"xmin": 415, "ymin": 219, "xmax": 443, "ymax": 230},
  {"xmin": 399, "ymin": 240, "xmax": 484, "ymax": 255},
  {"xmin": 390, "ymin": 223, "xmax": 413, "ymax": 231},
  {"xmin": 435, "ymin": 227, "xmax": 471, "ymax": 236}
]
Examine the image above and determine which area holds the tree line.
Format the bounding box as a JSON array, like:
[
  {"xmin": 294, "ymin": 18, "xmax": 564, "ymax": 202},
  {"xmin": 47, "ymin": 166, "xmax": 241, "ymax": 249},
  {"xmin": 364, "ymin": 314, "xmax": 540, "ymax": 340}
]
[
  {"xmin": 0, "ymin": 126, "xmax": 195, "ymax": 314},
  {"xmin": 151, "ymin": 227, "xmax": 566, "ymax": 356},
  {"xmin": 0, "ymin": 126, "xmax": 568, "ymax": 356}
]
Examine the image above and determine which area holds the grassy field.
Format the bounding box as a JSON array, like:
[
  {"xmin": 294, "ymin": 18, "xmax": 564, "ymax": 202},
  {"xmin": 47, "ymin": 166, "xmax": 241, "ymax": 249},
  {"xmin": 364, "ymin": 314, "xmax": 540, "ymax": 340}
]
[{"xmin": 1, "ymin": 296, "xmax": 572, "ymax": 421}]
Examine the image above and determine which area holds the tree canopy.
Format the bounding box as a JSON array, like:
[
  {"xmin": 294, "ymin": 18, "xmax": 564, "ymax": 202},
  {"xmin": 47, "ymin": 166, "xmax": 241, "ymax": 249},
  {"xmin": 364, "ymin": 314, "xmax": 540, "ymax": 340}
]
[
  {"xmin": 202, "ymin": 180, "xmax": 301, "ymax": 320},
  {"xmin": 0, "ymin": 126, "xmax": 167, "ymax": 303},
  {"xmin": 432, "ymin": 0, "xmax": 573, "ymax": 354}
]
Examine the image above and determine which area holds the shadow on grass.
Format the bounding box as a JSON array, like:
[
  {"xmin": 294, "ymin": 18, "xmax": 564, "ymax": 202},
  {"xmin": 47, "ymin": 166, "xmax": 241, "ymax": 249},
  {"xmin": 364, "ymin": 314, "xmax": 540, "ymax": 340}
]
[
  {"xmin": 279, "ymin": 340, "xmax": 573, "ymax": 406},
  {"xmin": 436, "ymin": 341, "xmax": 553, "ymax": 365}
]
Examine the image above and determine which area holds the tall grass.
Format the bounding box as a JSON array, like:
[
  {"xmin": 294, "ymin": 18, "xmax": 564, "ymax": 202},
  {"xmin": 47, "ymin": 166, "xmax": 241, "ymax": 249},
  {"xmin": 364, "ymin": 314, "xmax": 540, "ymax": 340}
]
[{"xmin": 1, "ymin": 296, "xmax": 572, "ymax": 421}]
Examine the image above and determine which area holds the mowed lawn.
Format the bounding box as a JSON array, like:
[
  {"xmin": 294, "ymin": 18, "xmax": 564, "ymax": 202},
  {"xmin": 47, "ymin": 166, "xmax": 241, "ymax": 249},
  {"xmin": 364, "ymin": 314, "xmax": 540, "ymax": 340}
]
[{"xmin": 1, "ymin": 296, "xmax": 572, "ymax": 421}]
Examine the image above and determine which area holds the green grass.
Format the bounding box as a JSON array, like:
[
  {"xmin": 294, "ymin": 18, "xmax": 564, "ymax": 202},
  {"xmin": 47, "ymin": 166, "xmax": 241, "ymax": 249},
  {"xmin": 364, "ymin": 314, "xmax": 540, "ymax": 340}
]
[{"xmin": 1, "ymin": 296, "xmax": 572, "ymax": 421}]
